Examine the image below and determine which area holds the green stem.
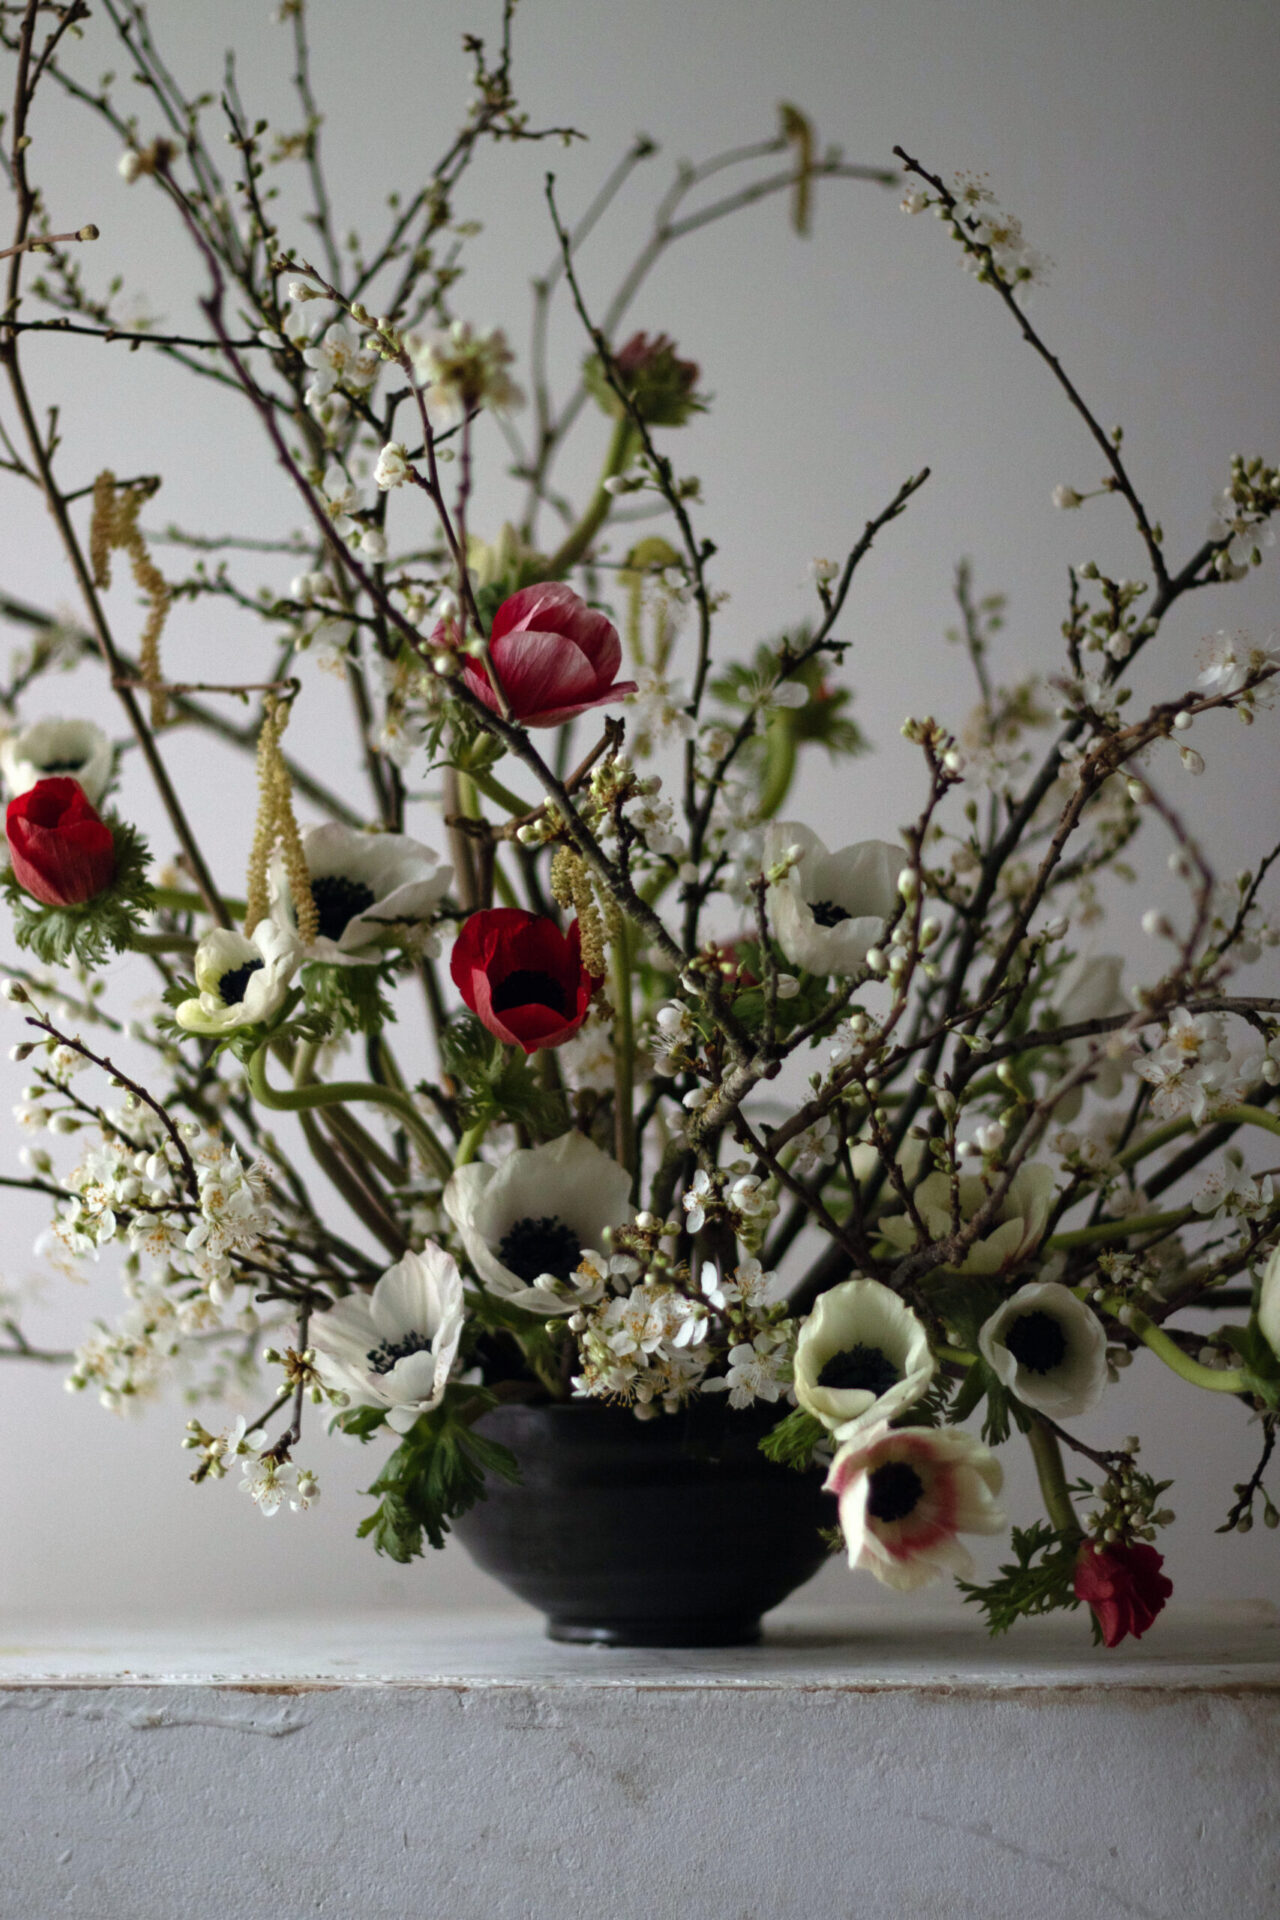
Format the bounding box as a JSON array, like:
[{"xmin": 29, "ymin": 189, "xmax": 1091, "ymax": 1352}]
[
  {"xmin": 454, "ymin": 1116, "xmax": 490, "ymax": 1167},
  {"xmin": 1115, "ymin": 1103, "xmax": 1280, "ymax": 1172},
  {"xmin": 756, "ymin": 715, "xmax": 798, "ymax": 822},
  {"xmin": 1108, "ymin": 1298, "xmax": 1250, "ymax": 1394},
  {"xmin": 1048, "ymin": 1206, "xmax": 1193, "ymax": 1251},
  {"xmin": 130, "ymin": 932, "xmax": 196, "ymax": 956},
  {"xmin": 150, "ymin": 884, "xmax": 247, "ymax": 921},
  {"xmin": 1027, "ymin": 1416, "xmax": 1082, "ymax": 1538},
  {"xmin": 248, "ymin": 1042, "xmax": 453, "ymax": 1182},
  {"xmin": 544, "ymin": 418, "xmax": 638, "ymax": 579},
  {"xmin": 467, "ymin": 768, "xmax": 530, "ymax": 817}
]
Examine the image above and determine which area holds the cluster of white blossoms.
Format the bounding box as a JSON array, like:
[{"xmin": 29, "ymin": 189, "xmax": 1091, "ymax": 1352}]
[
  {"xmin": 67, "ymin": 1276, "xmax": 184, "ymax": 1411},
  {"xmin": 1197, "ymin": 630, "xmax": 1280, "ymax": 705},
  {"xmin": 570, "ymin": 1254, "xmax": 794, "ymax": 1415},
  {"xmin": 624, "ymin": 669, "xmax": 694, "ymax": 756},
  {"xmin": 1192, "ymin": 1151, "xmax": 1276, "ymax": 1222},
  {"xmin": 301, "ymin": 320, "xmax": 379, "ymax": 414},
  {"xmin": 1133, "ymin": 1008, "xmax": 1238, "ymax": 1125}
]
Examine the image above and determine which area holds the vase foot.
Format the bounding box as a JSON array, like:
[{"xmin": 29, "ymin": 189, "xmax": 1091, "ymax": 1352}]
[{"xmin": 546, "ymin": 1615, "xmax": 763, "ymax": 1648}]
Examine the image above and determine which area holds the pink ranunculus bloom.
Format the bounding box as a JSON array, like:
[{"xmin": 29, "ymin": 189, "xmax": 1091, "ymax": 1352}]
[{"xmin": 463, "ymin": 584, "xmax": 636, "ymax": 729}]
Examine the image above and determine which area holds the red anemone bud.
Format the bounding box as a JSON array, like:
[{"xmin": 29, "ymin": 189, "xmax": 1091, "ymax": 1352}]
[
  {"xmin": 6, "ymin": 777, "xmax": 115, "ymax": 907},
  {"xmin": 1073, "ymin": 1539, "xmax": 1173, "ymax": 1648},
  {"xmin": 450, "ymin": 908, "xmax": 597, "ymax": 1053},
  {"xmin": 461, "ymin": 584, "xmax": 636, "ymax": 729}
]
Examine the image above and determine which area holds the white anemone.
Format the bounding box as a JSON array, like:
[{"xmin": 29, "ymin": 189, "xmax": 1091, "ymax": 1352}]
[
  {"xmin": 1, "ymin": 716, "xmax": 114, "ymax": 807},
  {"xmin": 1260, "ymin": 1246, "xmax": 1280, "ymax": 1361},
  {"xmin": 175, "ymin": 921, "xmax": 300, "ymax": 1035},
  {"xmin": 794, "ymin": 1277, "xmax": 935, "ymax": 1439},
  {"xmin": 879, "ymin": 1162, "xmax": 1057, "ymax": 1276},
  {"xmin": 763, "ymin": 820, "xmax": 900, "ymax": 976},
  {"xmin": 443, "ymin": 1131, "xmax": 634, "ymax": 1315},
  {"xmin": 826, "ymin": 1421, "xmax": 1005, "ymax": 1591},
  {"xmin": 979, "ymin": 1279, "xmax": 1108, "ymax": 1418},
  {"xmin": 309, "ymin": 1244, "xmax": 466, "ymax": 1434},
  {"xmin": 269, "ymin": 822, "xmax": 451, "ymax": 965}
]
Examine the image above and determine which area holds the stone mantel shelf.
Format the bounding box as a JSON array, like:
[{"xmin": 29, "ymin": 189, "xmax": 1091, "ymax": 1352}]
[{"xmin": 3, "ymin": 1605, "xmax": 1278, "ymax": 1919}]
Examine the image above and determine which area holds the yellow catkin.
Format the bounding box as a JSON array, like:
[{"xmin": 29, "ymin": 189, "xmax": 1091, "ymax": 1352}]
[
  {"xmin": 570, "ymin": 862, "xmax": 607, "ymax": 980},
  {"xmin": 89, "ymin": 471, "xmax": 116, "ymax": 589},
  {"xmin": 245, "ymin": 699, "xmax": 318, "ymax": 946},
  {"xmin": 89, "ymin": 472, "xmax": 172, "ymax": 727},
  {"xmin": 549, "ymin": 845, "xmax": 579, "ymax": 912}
]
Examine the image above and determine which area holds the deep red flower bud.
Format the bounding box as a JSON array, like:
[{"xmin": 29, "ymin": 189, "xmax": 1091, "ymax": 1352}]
[
  {"xmin": 457, "ymin": 583, "xmax": 636, "ymax": 730},
  {"xmin": 6, "ymin": 777, "xmax": 115, "ymax": 907},
  {"xmin": 451, "ymin": 908, "xmax": 597, "ymax": 1053},
  {"xmin": 1073, "ymin": 1539, "xmax": 1173, "ymax": 1648}
]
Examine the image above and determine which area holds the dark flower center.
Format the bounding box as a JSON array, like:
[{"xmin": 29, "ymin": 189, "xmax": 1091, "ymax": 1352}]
[
  {"xmin": 809, "ymin": 898, "xmax": 851, "ymax": 928},
  {"xmin": 217, "ymin": 959, "xmax": 264, "ymax": 1007},
  {"xmin": 817, "ymin": 1343, "xmax": 900, "ymax": 1396},
  {"xmin": 309, "ymin": 874, "xmax": 376, "ymax": 942},
  {"xmin": 491, "ymin": 968, "xmax": 572, "ymax": 1016},
  {"xmin": 366, "ymin": 1331, "xmax": 433, "ymax": 1376},
  {"xmin": 1003, "ymin": 1309, "xmax": 1067, "ymax": 1374},
  {"xmin": 498, "ymin": 1214, "xmax": 582, "ymax": 1284},
  {"xmin": 867, "ymin": 1459, "xmax": 925, "ymax": 1525},
  {"xmin": 41, "ymin": 757, "xmax": 88, "ymax": 774}
]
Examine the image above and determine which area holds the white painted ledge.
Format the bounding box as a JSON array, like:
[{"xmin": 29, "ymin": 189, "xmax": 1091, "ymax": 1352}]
[{"xmin": 3, "ymin": 1604, "xmax": 1278, "ymax": 1919}]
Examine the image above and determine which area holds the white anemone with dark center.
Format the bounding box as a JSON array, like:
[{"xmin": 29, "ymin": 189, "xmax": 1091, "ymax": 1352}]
[
  {"xmin": 1, "ymin": 715, "xmax": 114, "ymax": 808},
  {"xmin": 794, "ymin": 1276, "xmax": 936, "ymax": 1439},
  {"xmin": 269, "ymin": 822, "xmax": 451, "ymax": 966},
  {"xmin": 826, "ymin": 1421, "xmax": 1006, "ymax": 1591},
  {"xmin": 308, "ymin": 1244, "xmax": 466, "ymax": 1434},
  {"xmin": 763, "ymin": 819, "xmax": 902, "ymax": 977},
  {"xmin": 443, "ymin": 1131, "xmax": 634, "ymax": 1315},
  {"xmin": 978, "ymin": 1278, "xmax": 1108, "ymax": 1418},
  {"xmin": 175, "ymin": 921, "xmax": 301, "ymax": 1036}
]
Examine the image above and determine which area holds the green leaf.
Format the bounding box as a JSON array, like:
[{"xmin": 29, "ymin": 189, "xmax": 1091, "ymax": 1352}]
[
  {"xmin": 957, "ymin": 1521, "xmax": 1083, "ymax": 1636},
  {"xmin": 439, "ymin": 1012, "xmax": 566, "ymax": 1137},
  {"xmin": 302, "ymin": 959, "xmax": 397, "ymax": 1037},
  {"xmin": 4, "ymin": 814, "xmax": 154, "ymax": 967},
  {"xmin": 758, "ymin": 1407, "xmax": 827, "ymax": 1471},
  {"xmin": 356, "ymin": 1392, "xmax": 520, "ymax": 1559}
]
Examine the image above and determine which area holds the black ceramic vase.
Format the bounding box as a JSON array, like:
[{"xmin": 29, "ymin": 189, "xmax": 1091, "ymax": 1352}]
[{"xmin": 451, "ymin": 1399, "xmax": 835, "ymax": 1646}]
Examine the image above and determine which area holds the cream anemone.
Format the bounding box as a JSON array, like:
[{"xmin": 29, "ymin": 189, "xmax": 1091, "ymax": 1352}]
[
  {"xmin": 175, "ymin": 921, "xmax": 300, "ymax": 1035},
  {"xmin": 794, "ymin": 1277, "xmax": 935, "ymax": 1439},
  {"xmin": 825, "ymin": 1421, "xmax": 1005, "ymax": 1591},
  {"xmin": 269, "ymin": 823, "xmax": 451, "ymax": 965},
  {"xmin": 879, "ymin": 1162, "xmax": 1057, "ymax": 1276},
  {"xmin": 1261, "ymin": 1245, "xmax": 1280, "ymax": 1360},
  {"xmin": 763, "ymin": 820, "xmax": 900, "ymax": 976},
  {"xmin": 443, "ymin": 1131, "xmax": 633, "ymax": 1315},
  {"xmin": 977, "ymin": 1279, "xmax": 1108, "ymax": 1419},
  {"xmin": 1, "ymin": 716, "xmax": 114, "ymax": 808},
  {"xmin": 309, "ymin": 1244, "xmax": 466, "ymax": 1434}
]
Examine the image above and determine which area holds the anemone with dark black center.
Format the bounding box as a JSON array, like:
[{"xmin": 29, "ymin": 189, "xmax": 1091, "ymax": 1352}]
[
  {"xmin": 1003, "ymin": 1309, "xmax": 1067, "ymax": 1374},
  {"xmin": 497, "ymin": 1214, "xmax": 582, "ymax": 1285},
  {"xmin": 817, "ymin": 1342, "xmax": 900, "ymax": 1396},
  {"xmin": 491, "ymin": 969, "xmax": 572, "ymax": 1015},
  {"xmin": 216, "ymin": 958, "xmax": 264, "ymax": 1007},
  {"xmin": 309, "ymin": 873, "xmax": 377, "ymax": 943},
  {"xmin": 866, "ymin": 1459, "xmax": 925, "ymax": 1524},
  {"xmin": 809, "ymin": 898, "xmax": 851, "ymax": 927},
  {"xmin": 365, "ymin": 1330, "xmax": 434, "ymax": 1375}
]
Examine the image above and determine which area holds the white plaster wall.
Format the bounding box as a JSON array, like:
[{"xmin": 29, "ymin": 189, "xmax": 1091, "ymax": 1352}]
[{"xmin": 0, "ymin": 0, "xmax": 1277, "ymax": 1625}]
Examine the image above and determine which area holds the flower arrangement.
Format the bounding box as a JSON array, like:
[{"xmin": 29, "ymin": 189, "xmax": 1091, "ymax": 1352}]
[{"xmin": 0, "ymin": 0, "xmax": 1277, "ymax": 1648}]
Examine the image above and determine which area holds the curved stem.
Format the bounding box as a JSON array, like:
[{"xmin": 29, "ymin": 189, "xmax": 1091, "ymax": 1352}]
[
  {"xmin": 248, "ymin": 1041, "xmax": 453, "ymax": 1182},
  {"xmin": 454, "ymin": 1116, "xmax": 490, "ymax": 1167},
  {"xmin": 1114, "ymin": 1301, "xmax": 1250, "ymax": 1395}
]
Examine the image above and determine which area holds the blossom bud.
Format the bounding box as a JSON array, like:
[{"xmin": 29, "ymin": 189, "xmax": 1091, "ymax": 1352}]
[
  {"xmin": 1, "ymin": 978, "xmax": 29, "ymax": 1003},
  {"xmin": 1052, "ymin": 484, "xmax": 1084, "ymax": 509},
  {"xmin": 1178, "ymin": 746, "xmax": 1205, "ymax": 775}
]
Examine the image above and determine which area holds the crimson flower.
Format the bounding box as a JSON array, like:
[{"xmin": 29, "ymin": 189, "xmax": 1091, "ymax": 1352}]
[
  {"xmin": 462, "ymin": 584, "xmax": 636, "ymax": 729},
  {"xmin": 1073, "ymin": 1539, "xmax": 1173, "ymax": 1648},
  {"xmin": 6, "ymin": 777, "xmax": 115, "ymax": 906},
  {"xmin": 451, "ymin": 908, "xmax": 597, "ymax": 1052}
]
